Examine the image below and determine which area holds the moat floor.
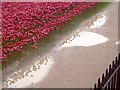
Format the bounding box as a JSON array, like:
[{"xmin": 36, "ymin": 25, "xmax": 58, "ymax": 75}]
[{"xmin": 2, "ymin": 2, "xmax": 118, "ymax": 88}]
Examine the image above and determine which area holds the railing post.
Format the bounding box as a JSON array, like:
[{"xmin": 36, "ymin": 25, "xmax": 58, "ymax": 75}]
[
  {"xmin": 98, "ymin": 78, "xmax": 100, "ymax": 90},
  {"xmin": 105, "ymin": 69, "xmax": 108, "ymax": 90},
  {"xmin": 111, "ymin": 61, "xmax": 115, "ymax": 89},
  {"xmin": 108, "ymin": 64, "xmax": 112, "ymax": 90},
  {"xmin": 94, "ymin": 83, "xmax": 97, "ymax": 90},
  {"xmin": 116, "ymin": 68, "xmax": 120, "ymax": 90},
  {"xmin": 117, "ymin": 54, "xmax": 120, "ymax": 90},
  {"xmin": 102, "ymin": 73, "xmax": 105, "ymax": 88}
]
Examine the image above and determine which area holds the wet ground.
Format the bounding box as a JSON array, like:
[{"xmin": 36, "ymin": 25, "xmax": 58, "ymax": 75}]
[{"xmin": 2, "ymin": 2, "xmax": 118, "ymax": 88}]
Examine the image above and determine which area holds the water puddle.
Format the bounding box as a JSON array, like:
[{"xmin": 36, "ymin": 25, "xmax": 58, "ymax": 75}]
[
  {"xmin": 59, "ymin": 31, "xmax": 108, "ymax": 49},
  {"xmin": 116, "ymin": 41, "xmax": 120, "ymax": 44},
  {"xmin": 4, "ymin": 56, "xmax": 54, "ymax": 88},
  {"xmin": 83, "ymin": 15, "xmax": 106, "ymax": 29}
]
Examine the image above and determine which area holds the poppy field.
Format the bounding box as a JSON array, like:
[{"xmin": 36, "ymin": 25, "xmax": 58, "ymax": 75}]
[{"xmin": 1, "ymin": 2, "xmax": 101, "ymax": 65}]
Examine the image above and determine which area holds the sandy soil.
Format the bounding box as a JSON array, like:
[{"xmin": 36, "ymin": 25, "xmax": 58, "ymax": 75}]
[{"xmin": 2, "ymin": 2, "xmax": 118, "ymax": 88}]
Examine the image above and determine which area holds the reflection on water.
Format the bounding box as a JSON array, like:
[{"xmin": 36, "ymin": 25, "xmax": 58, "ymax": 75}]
[
  {"xmin": 116, "ymin": 41, "xmax": 120, "ymax": 44},
  {"xmin": 83, "ymin": 15, "xmax": 106, "ymax": 29},
  {"xmin": 59, "ymin": 31, "xmax": 108, "ymax": 48},
  {"xmin": 4, "ymin": 56, "xmax": 54, "ymax": 88}
]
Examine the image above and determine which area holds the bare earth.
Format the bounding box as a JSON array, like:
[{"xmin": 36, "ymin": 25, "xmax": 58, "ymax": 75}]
[{"xmin": 2, "ymin": 2, "xmax": 118, "ymax": 88}]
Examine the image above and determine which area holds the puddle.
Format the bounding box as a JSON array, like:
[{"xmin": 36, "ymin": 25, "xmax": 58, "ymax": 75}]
[
  {"xmin": 59, "ymin": 31, "xmax": 108, "ymax": 49},
  {"xmin": 83, "ymin": 15, "xmax": 106, "ymax": 29},
  {"xmin": 4, "ymin": 56, "xmax": 54, "ymax": 88},
  {"xmin": 116, "ymin": 41, "xmax": 120, "ymax": 44}
]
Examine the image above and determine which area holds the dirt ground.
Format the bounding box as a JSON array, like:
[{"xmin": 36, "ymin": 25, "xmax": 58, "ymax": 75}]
[{"xmin": 2, "ymin": 2, "xmax": 118, "ymax": 88}]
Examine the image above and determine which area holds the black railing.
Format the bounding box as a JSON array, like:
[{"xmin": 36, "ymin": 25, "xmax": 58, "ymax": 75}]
[{"xmin": 94, "ymin": 54, "xmax": 120, "ymax": 90}]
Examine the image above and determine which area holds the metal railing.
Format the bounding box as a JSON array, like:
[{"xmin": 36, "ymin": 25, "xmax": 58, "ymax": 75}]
[{"xmin": 94, "ymin": 54, "xmax": 120, "ymax": 90}]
